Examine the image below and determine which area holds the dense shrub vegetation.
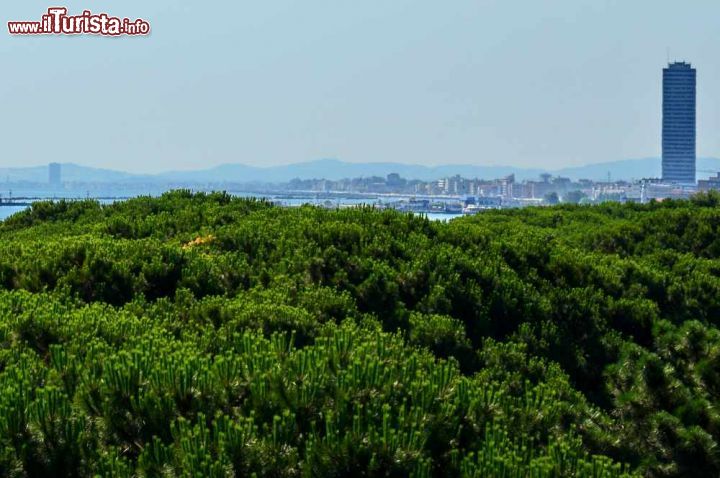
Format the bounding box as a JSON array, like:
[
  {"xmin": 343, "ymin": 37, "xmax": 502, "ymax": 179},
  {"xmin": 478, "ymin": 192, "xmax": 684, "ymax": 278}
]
[{"xmin": 0, "ymin": 190, "xmax": 719, "ymax": 476}]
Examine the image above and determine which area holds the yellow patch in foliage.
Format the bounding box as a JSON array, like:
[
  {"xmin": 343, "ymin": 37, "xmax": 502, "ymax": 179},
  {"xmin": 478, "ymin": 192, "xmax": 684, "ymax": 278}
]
[{"xmin": 182, "ymin": 234, "xmax": 216, "ymax": 250}]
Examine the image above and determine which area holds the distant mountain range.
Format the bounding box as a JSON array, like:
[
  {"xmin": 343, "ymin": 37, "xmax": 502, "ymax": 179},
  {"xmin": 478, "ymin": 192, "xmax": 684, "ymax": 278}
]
[{"xmin": 2, "ymin": 157, "xmax": 720, "ymax": 184}]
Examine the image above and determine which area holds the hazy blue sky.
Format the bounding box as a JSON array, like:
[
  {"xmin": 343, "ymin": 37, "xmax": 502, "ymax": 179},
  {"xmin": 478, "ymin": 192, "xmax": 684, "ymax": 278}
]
[{"xmin": 3, "ymin": 1, "xmax": 720, "ymax": 172}]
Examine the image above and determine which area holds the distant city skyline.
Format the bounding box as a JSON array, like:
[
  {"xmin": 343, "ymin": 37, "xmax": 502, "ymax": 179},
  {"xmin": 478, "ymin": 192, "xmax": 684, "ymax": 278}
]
[
  {"xmin": 3, "ymin": 1, "xmax": 720, "ymax": 172},
  {"xmin": 5, "ymin": 157, "xmax": 720, "ymax": 185}
]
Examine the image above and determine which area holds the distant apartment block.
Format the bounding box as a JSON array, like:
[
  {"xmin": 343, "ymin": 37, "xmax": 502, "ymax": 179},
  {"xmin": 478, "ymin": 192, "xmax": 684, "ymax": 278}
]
[
  {"xmin": 662, "ymin": 62, "xmax": 696, "ymax": 183},
  {"xmin": 49, "ymin": 163, "xmax": 62, "ymax": 187},
  {"xmin": 698, "ymin": 173, "xmax": 720, "ymax": 192}
]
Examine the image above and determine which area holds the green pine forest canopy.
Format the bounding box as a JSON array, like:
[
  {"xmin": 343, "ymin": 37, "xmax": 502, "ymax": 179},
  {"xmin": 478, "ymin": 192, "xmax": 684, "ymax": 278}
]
[{"xmin": 1, "ymin": 191, "xmax": 720, "ymax": 477}]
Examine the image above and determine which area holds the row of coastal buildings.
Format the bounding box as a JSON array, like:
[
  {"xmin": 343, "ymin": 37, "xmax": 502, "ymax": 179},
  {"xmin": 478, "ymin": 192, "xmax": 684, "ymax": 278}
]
[{"xmin": 287, "ymin": 62, "xmax": 719, "ymax": 207}]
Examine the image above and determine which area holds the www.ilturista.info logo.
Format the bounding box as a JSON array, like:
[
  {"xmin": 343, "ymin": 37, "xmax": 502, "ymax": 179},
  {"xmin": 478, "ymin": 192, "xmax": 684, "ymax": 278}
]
[{"xmin": 8, "ymin": 7, "xmax": 150, "ymax": 36}]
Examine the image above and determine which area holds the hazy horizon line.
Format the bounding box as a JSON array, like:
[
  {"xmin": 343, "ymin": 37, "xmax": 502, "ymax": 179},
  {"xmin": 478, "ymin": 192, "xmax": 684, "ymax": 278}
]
[{"xmin": 0, "ymin": 155, "xmax": 698, "ymax": 176}]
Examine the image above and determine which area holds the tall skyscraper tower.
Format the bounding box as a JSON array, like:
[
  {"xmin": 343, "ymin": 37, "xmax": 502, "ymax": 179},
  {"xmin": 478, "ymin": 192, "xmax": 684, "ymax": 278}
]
[
  {"xmin": 48, "ymin": 163, "xmax": 62, "ymax": 188},
  {"xmin": 662, "ymin": 62, "xmax": 696, "ymax": 183}
]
